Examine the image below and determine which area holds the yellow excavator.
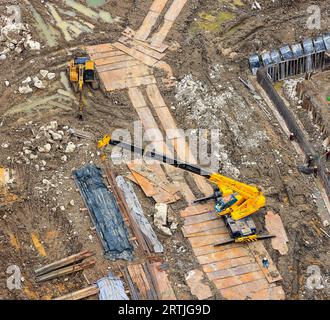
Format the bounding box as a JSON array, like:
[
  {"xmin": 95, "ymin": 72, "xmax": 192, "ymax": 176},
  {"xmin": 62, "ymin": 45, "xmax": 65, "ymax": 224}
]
[
  {"xmin": 97, "ymin": 134, "xmax": 274, "ymax": 245},
  {"xmin": 68, "ymin": 57, "xmax": 98, "ymax": 120}
]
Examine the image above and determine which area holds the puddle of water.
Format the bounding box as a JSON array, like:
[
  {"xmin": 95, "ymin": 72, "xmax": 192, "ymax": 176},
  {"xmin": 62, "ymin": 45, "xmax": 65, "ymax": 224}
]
[
  {"xmin": 194, "ymin": 11, "xmax": 237, "ymax": 32},
  {"xmin": 25, "ymin": 0, "xmax": 60, "ymax": 47},
  {"xmin": 86, "ymin": 0, "xmax": 106, "ymax": 7}
]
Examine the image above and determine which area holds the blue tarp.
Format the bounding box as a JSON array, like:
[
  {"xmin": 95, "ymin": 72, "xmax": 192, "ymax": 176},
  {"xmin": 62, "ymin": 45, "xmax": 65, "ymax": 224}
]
[
  {"xmin": 73, "ymin": 165, "xmax": 133, "ymax": 261},
  {"xmin": 97, "ymin": 272, "xmax": 129, "ymax": 300}
]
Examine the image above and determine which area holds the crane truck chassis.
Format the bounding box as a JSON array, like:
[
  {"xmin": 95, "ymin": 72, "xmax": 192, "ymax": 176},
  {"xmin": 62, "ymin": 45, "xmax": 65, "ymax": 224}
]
[{"xmin": 98, "ymin": 135, "xmax": 275, "ymax": 245}]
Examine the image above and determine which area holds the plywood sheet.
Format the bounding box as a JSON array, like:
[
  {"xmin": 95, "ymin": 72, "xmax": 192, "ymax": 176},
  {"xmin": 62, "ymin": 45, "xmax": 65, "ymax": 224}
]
[
  {"xmin": 104, "ymin": 64, "xmax": 152, "ymax": 82},
  {"xmin": 213, "ymin": 271, "xmax": 265, "ymax": 290},
  {"xmin": 248, "ymin": 241, "xmax": 282, "ymax": 283},
  {"xmin": 184, "ymin": 227, "xmax": 228, "ymax": 238},
  {"xmin": 197, "ymin": 247, "xmax": 251, "ymax": 264},
  {"xmin": 151, "ymin": 19, "xmax": 173, "ymax": 47},
  {"xmin": 130, "ymin": 170, "xmax": 158, "ymax": 197},
  {"xmin": 180, "ymin": 204, "xmax": 214, "ymax": 217},
  {"xmin": 135, "ymin": 107, "xmax": 159, "ymax": 131},
  {"xmin": 250, "ymin": 286, "xmax": 285, "ymax": 300},
  {"xmin": 206, "ymin": 263, "xmax": 260, "ymax": 281},
  {"xmin": 202, "ymin": 256, "xmax": 256, "ymax": 273},
  {"xmin": 150, "ymin": 0, "xmax": 170, "ymax": 13},
  {"xmin": 135, "ymin": 44, "xmax": 166, "ymax": 60},
  {"xmin": 113, "ymin": 42, "xmax": 158, "ymax": 66},
  {"xmin": 265, "ymin": 211, "xmax": 289, "ymax": 255},
  {"xmin": 192, "ymin": 175, "xmax": 214, "ymax": 197}
]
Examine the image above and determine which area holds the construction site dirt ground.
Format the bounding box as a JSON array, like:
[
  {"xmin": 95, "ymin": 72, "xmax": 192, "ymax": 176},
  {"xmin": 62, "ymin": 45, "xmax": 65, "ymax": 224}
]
[{"xmin": 0, "ymin": 0, "xmax": 330, "ymax": 300}]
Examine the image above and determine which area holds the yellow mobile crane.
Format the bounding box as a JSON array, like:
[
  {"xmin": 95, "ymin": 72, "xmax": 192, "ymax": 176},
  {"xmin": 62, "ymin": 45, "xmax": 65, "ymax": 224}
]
[{"xmin": 98, "ymin": 135, "xmax": 273, "ymax": 245}]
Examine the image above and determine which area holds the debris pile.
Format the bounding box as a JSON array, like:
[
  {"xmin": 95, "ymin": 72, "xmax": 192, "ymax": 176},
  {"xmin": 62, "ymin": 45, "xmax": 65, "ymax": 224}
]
[{"xmin": 18, "ymin": 70, "xmax": 56, "ymax": 94}]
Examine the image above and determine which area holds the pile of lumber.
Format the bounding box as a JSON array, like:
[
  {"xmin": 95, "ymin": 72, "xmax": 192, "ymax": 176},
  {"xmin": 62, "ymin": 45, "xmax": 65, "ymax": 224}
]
[{"xmin": 34, "ymin": 250, "xmax": 95, "ymax": 282}]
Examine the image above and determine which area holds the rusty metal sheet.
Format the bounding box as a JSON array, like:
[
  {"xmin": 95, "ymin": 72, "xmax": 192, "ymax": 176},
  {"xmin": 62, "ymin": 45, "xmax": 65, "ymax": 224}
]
[
  {"xmin": 197, "ymin": 247, "xmax": 251, "ymax": 264},
  {"xmin": 113, "ymin": 42, "xmax": 158, "ymax": 66},
  {"xmin": 189, "ymin": 234, "xmax": 231, "ymax": 248},
  {"xmin": 185, "ymin": 269, "xmax": 213, "ymax": 300},
  {"xmin": 219, "ymin": 279, "xmax": 271, "ymax": 299},
  {"xmin": 265, "ymin": 211, "xmax": 289, "ymax": 255},
  {"xmin": 248, "ymin": 241, "xmax": 282, "ymax": 283},
  {"xmin": 213, "ymin": 271, "xmax": 265, "ymax": 290},
  {"xmin": 206, "ymin": 263, "xmax": 261, "ymax": 281},
  {"xmin": 202, "ymin": 256, "xmax": 256, "ymax": 273}
]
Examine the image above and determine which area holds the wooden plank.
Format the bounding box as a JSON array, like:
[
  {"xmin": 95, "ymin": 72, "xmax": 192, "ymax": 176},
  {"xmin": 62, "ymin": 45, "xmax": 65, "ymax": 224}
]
[
  {"xmin": 202, "ymin": 256, "xmax": 256, "ymax": 273},
  {"xmin": 94, "ymin": 54, "xmax": 133, "ymax": 67},
  {"xmin": 127, "ymin": 264, "xmax": 152, "ymax": 300},
  {"xmin": 150, "ymin": 0, "xmax": 170, "ymax": 13},
  {"xmin": 102, "ymin": 75, "xmax": 157, "ymax": 91},
  {"xmin": 164, "ymin": 0, "xmax": 188, "ymax": 22},
  {"xmin": 219, "ymin": 279, "xmax": 271, "ymax": 299},
  {"xmin": 248, "ymin": 241, "xmax": 282, "ymax": 283},
  {"xmin": 89, "ymin": 50, "xmax": 125, "ymax": 60},
  {"xmin": 113, "ymin": 42, "xmax": 158, "ymax": 67},
  {"xmin": 53, "ymin": 285, "xmax": 99, "ymax": 300},
  {"xmin": 250, "ymin": 286, "xmax": 285, "ymax": 300},
  {"xmin": 180, "ymin": 204, "xmax": 214, "ymax": 217},
  {"xmin": 35, "ymin": 250, "xmax": 94, "ymax": 276},
  {"xmin": 130, "ymin": 170, "xmax": 158, "ymax": 197},
  {"xmin": 85, "ymin": 43, "xmax": 115, "ymax": 54},
  {"xmin": 128, "ymin": 87, "xmax": 147, "ymax": 109},
  {"xmin": 193, "ymin": 243, "xmax": 242, "ymax": 257},
  {"xmin": 184, "ymin": 211, "xmax": 218, "ymax": 225},
  {"xmin": 134, "ymin": 38, "xmax": 169, "ymax": 53},
  {"xmin": 135, "ymin": 11, "xmax": 160, "ymax": 41},
  {"xmin": 192, "ymin": 175, "xmax": 214, "ymax": 197},
  {"xmin": 103, "ymin": 65, "xmax": 152, "ymax": 82},
  {"xmin": 153, "ymin": 106, "xmax": 178, "ymax": 133},
  {"xmin": 206, "ymin": 263, "xmax": 260, "ymax": 281},
  {"xmin": 182, "ymin": 219, "xmax": 225, "ymax": 235},
  {"xmin": 148, "ymin": 262, "xmax": 176, "ymax": 300},
  {"xmin": 189, "ymin": 234, "xmax": 231, "ymax": 248},
  {"xmin": 135, "ymin": 107, "xmax": 159, "ymax": 131},
  {"xmin": 97, "ymin": 60, "xmax": 142, "ymax": 73},
  {"xmin": 185, "ymin": 269, "xmax": 213, "ymax": 300},
  {"xmin": 184, "ymin": 227, "xmax": 228, "ymax": 238},
  {"xmin": 265, "ymin": 211, "xmax": 289, "ymax": 255},
  {"xmin": 213, "ymin": 271, "xmax": 265, "ymax": 290},
  {"xmin": 197, "ymin": 247, "xmax": 251, "ymax": 264},
  {"xmin": 150, "ymin": 19, "xmax": 173, "ymax": 47},
  {"xmin": 146, "ymin": 84, "xmax": 167, "ymax": 108},
  {"xmin": 134, "ymin": 44, "xmax": 166, "ymax": 60}
]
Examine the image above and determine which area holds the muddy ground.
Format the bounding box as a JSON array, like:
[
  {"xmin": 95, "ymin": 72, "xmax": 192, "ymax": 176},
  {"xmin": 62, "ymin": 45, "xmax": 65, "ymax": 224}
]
[{"xmin": 0, "ymin": 0, "xmax": 329, "ymax": 300}]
